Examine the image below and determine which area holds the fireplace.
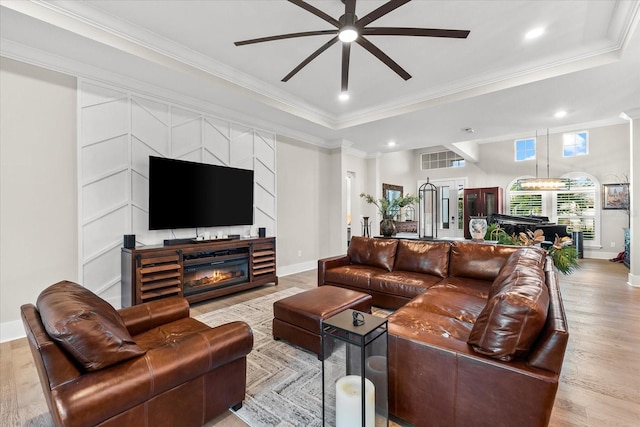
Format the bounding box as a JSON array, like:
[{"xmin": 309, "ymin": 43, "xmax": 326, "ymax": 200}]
[{"xmin": 183, "ymin": 256, "xmax": 249, "ymax": 297}]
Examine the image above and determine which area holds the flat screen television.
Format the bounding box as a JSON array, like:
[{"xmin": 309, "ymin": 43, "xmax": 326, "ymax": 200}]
[{"xmin": 148, "ymin": 156, "xmax": 254, "ymax": 230}]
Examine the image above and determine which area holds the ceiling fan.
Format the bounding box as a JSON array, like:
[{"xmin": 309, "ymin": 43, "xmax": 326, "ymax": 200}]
[{"xmin": 234, "ymin": 0, "xmax": 470, "ymax": 93}]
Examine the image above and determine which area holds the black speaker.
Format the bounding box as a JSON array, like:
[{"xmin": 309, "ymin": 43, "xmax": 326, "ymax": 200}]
[
  {"xmin": 258, "ymin": 227, "xmax": 266, "ymax": 238},
  {"xmin": 123, "ymin": 234, "xmax": 136, "ymax": 249}
]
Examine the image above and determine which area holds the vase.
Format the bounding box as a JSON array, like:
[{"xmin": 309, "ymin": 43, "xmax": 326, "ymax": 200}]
[
  {"xmin": 380, "ymin": 218, "xmax": 396, "ymax": 237},
  {"xmin": 469, "ymin": 216, "xmax": 488, "ymax": 241}
]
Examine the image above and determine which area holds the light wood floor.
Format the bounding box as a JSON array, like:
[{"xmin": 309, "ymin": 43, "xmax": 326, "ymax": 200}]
[{"xmin": 2, "ymin": 260, "xmax": 638, "ymax": 426}]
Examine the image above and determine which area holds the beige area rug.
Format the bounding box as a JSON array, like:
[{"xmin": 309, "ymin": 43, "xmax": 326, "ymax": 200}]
[{"xmin": 195, "ymin": 288, "xmax": 393, "ymax": 427}]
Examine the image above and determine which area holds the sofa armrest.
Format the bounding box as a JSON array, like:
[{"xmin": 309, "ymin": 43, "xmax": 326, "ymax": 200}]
[
  {"xmin": 50, "ymin": 321, "xmax": 253, "ymax": 427},
  {"xmin": 118, "ymin": 296, "xmax": 190, "ymax": 336},
  {"xmin": 317, "ymin": 254, "xmax": 351, "ymax": 286}
]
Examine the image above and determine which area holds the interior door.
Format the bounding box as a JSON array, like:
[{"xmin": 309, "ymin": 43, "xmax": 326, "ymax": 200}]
[{"xmin": 419, "ymin": 179, "xmax": 465, "ymax": 238}]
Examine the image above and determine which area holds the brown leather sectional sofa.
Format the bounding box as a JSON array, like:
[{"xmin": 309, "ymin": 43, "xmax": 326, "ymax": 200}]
[{"xmin": 318, "ymin": 237, "xmax": 569, "ymax": 427}]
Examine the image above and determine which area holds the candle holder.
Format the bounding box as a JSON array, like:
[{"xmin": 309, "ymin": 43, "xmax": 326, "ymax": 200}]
[{"xmin": 322, "ymin": 310, "xmax": 388, "ymax": 427}]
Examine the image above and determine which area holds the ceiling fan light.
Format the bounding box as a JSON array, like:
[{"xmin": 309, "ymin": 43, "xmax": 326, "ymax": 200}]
[{"xmin": 339, "ymin": 27, "xmax": 358, "ymax": 43}]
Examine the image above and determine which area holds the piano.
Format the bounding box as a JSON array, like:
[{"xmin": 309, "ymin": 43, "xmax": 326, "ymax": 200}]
[{"xmin": 488, "ymin": 213, "xmax": 569, "ymax": 243}]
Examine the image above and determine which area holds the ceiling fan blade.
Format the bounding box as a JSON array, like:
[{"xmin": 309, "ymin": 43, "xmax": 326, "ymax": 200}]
[
  {"xmin": 356, "ymin": 0, "xmax": 411, "ymax": 27},
  {"xmin": 288, "ymin": 0, "xmax": 341, "ymax": 28},
  {"xmin": 363, "ymin": 27, "xmax": 470, "ymax": 38},
  {"xmin": 282, "ymin": 36, "xmax": 339, "ymax": 82},
  {"xmin": 356, "ymin": 37, "xmax": 411, "ymax": 80},
  {"xmin": 342, "ymin": 42, "xmax": 351, "ymax": 92},
  {"xmin": 235, "ymin": 30, "xmax": 338, "ymax": 46}
]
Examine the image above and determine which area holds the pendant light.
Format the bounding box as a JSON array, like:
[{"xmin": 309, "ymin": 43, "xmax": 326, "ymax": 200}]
[{"xmin": 516, "ymin": 129, "xmax": 571, "ymax": 191}]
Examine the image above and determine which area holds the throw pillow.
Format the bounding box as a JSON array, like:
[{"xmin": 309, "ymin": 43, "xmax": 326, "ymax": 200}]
[
  {"xmin": 37, "ymin": 280, "xmax": 146, "ymax": 371},
  {"xmin": 467, "ymin": 270, "xmax": 549, "ymax": 361}
]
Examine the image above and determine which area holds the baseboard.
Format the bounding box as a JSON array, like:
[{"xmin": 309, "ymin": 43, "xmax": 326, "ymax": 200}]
[
  {"xmin": 1, "ymin": 319, "xmax": 25, "ymax": 343},
  {"xmin": 584, "ymin": 249, "xmax": 618, "ymax": 260},
  {"xmin": 628, "ymin": 272, "xmax": 640, "ymax": 288},
  {"xmin": 277, "ymin": 260, "xmax": 316, "ymax": 277}
]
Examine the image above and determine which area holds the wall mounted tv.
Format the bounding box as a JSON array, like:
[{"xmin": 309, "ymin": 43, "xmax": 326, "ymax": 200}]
[{"xmin": 148, "ymin": 156, "xmax": 254, "ymax": 230}]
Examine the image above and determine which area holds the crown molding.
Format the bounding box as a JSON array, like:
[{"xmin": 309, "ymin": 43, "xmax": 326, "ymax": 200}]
[
  {"xmin": 4, "ymin": 0, "xmax": 638, "ymax": 134},
  {"xmin": 0, "ymin": 0, "xmax": 340, "ymax": 128}
]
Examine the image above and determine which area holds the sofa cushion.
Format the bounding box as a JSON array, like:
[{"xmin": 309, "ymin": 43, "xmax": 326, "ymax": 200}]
[
  {"xmin": 324, "ymin": 264, "xmax": 386, "ymax": 290},
  {"xmin": 37, "ymin": 281, "xmax": 146, "ymax": 371},
  {"xmin": 347, "ymin": 236, "xmax": 398, "ymax": 272},
  {"xmin": 389, "ymin": 306, "xmax": 474, "ymax": 341},
  {"xmin": 467, "ymin": 271, "xmax": 549, "ymax": 361},
  {"xmin": 428, "ymin": 276, "xmax": 493, "ymax": 299},
  {"xmin": 405, "ymin": 288, "xmax": 487, "ymax": 325},
  {"xmin": 370, "ymin": 271, "xmax": 441, "ymax": 299},
  {"xmin": 449, "ymin": 242, "xmax": 521, "ymax": 281},
  {"xmin": 393, "ymin": 240, "xmax": 450, "ymax": 277}
]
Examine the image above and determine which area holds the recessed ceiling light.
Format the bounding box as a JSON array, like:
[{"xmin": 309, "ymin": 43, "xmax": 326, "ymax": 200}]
[
  {"xmin": 338, "ymin": 91, "xmax": 350, "ymax": 101},
  {"xmin": 555, "ymin": 110, "xmax": 567, "ymax": 118},
  {"xmin": 525, "ymin": 27, "xmax": 545, "ymax": 40},
  {"xmin": 387, "ymin": 141, "xmax": 397, "ymax": 147}
]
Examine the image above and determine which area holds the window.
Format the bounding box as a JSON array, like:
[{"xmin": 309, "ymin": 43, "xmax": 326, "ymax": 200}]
[
  {"xmin": 509, "ymin": 193, "xmax": 542, "ymax": 216},
  {"xmin": 556, "ymin": 176, "xmax": 596, "ymax": 239},
  {"xmin": 421, "ymin": 150, "xmax": 465, "ymax": 170},
  {"xmin": 515, "ymin": 138, "xmax": 536, "ymax": 162},
  {"xmin": 507, "ymin": 173, "xmax": 600, "ymax": 245},
  {"xmin": 563, "ymin": 131, "xmax": 588, "ymax": 157}
]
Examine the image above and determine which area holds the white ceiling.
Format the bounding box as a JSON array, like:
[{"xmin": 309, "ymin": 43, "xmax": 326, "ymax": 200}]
[{"xmin": 2, "ymin": 0, "xmax": 639, "ymax": 157}]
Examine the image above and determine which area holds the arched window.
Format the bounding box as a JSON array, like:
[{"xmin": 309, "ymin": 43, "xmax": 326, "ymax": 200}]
[{"xmin": 507, "ymin": 172, "xmax": 600, "ymax": 246}]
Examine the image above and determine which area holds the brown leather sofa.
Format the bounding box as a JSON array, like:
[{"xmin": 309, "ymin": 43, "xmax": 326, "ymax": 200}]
[
  {"xmin": 318, "ymin": 237, "xmax": 569, "ymax": 427},
  {"xmin": 21, "ymin": 281, "xmax": 253, "ymax": 427}
]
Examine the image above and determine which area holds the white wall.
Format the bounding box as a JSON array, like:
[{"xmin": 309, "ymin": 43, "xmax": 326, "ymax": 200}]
[
  {"xmin": 377, "ymin": 150, "xmax": 419, "ymax": 195},
  {"xmin": 0, "ymin": 58, "xmax": 78, "ymax": 340},
  {"xmin": 276, "ymin": 136, "xmax": 334, "ymax": 274}
]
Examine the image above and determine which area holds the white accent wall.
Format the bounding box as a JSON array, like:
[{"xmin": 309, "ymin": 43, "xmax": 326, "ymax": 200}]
[{"xmin": 79, "ymin": 81, "xmax": 276, "ymax": 308}]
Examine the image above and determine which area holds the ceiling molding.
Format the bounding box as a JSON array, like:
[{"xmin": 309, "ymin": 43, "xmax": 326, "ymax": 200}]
[
  {"xmin": 0, "ymin": 0, "xmax": 340, "ymax": 128},
  {"xmin": 4, "ymin": 0, "xmax": 638, "ymax": 134}
]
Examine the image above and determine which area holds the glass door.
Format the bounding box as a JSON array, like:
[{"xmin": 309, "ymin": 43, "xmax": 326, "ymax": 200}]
[{"xmin": 418, "ymin": 179, "xmax": 465, "ymax": 238}]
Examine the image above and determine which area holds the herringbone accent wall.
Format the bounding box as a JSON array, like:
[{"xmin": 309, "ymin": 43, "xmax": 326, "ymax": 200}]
[{"xmin": 79, "ymin": 81, "xmax": 276, "ymax": 307}]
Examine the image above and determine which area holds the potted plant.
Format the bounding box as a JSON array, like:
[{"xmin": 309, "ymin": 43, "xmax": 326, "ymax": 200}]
[{"xmin": 360, "ymin": 193, "xmax": 419, "ymax": 236}]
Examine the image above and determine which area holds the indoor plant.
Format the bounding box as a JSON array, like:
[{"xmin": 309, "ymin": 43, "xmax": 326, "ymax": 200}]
[
  {"xmin": 485, "ymin": 224, "xmax": 579, "ymax": 275},
  {"xmin": 360, "ymin": 192, "xmax": 419, "ymax": 236}
]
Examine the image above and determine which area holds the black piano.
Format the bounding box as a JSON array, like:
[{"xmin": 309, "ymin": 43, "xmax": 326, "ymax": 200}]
[{"xmin": 488, "ymin": 213, "xmax": 569, "ymax": 243}]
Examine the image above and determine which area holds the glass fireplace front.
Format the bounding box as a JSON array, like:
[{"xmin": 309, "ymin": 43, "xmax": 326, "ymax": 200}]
[{"xmin": 183, "ymin": 257, "xmax": 249, "ymax": 297}]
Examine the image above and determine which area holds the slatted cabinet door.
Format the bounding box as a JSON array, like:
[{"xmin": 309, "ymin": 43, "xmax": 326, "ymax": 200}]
[
  {"xmin": 251, "ymin": 239, "xmax": 277, "ymax": 285},
  {"xmin": 135, "ymin": 252, "xmax": 183, "ymax": 304}
]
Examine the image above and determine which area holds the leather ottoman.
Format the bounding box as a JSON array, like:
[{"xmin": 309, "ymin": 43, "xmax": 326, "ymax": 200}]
[{"xmin": 273, "ymin": 286, "xmax": 372, "ymax": 360}]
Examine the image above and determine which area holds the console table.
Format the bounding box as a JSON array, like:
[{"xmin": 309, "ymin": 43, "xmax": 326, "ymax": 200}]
[{"xmin": 121, "ymin": 237, "xmax": 277, "ymax": 306}]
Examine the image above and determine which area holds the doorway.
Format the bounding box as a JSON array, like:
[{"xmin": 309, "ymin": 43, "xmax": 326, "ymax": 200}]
[{"xmin": 418, "ymin": 178, "xmax": 466, "ymax": 238}]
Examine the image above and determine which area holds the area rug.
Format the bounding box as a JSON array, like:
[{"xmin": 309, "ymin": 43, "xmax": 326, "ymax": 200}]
[{"xmin": 195, "ymin": 288, "xmax": 391, "ymax": 427}]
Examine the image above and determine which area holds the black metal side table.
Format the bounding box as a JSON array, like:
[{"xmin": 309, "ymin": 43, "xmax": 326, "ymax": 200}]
[{"xmin": 321, "ymin": 309, "xmax": 388, "ymax": 427}]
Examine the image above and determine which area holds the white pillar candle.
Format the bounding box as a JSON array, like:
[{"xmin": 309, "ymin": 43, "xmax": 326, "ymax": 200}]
[{"xmin": 335, "ymin": 375, "xmax": 375, "ymax": 427}]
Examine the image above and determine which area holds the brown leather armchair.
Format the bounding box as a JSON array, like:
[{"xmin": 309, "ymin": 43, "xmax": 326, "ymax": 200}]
[{"xmin": 21, "ymin": 281, "xmax": 253, "ymax": 427}]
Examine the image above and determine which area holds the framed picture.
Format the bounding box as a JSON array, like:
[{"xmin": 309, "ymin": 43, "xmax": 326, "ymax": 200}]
[{"xmin": 602, "ymin": 183, "xmax": 630, "ymax": 210}]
